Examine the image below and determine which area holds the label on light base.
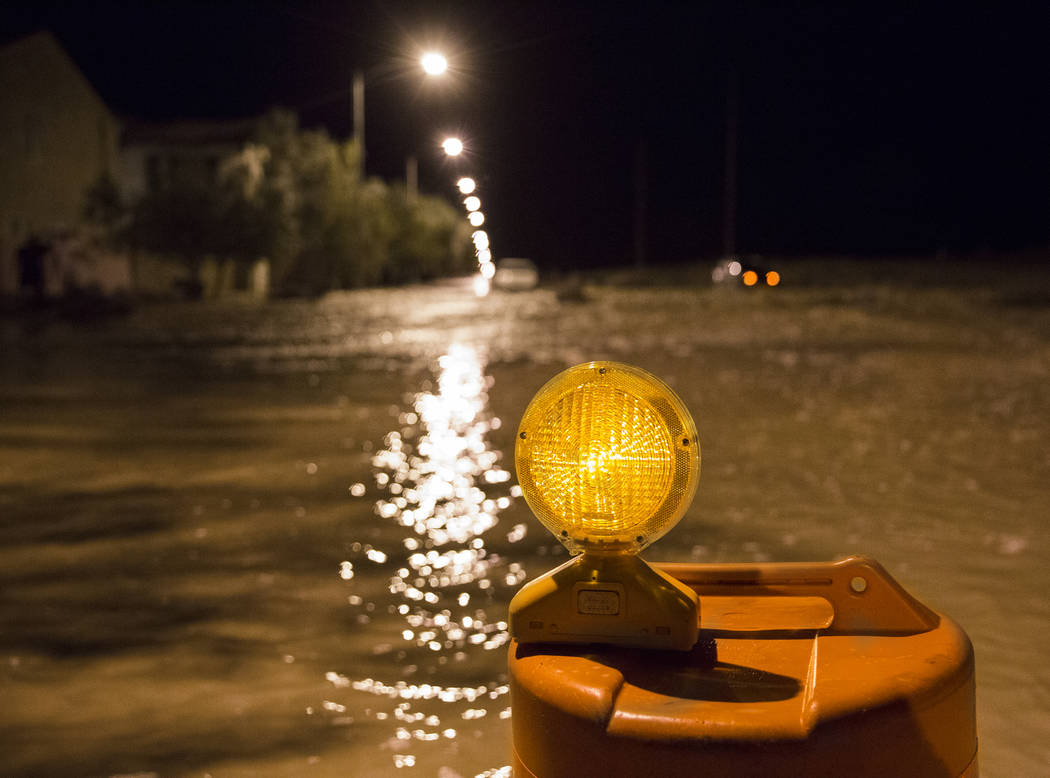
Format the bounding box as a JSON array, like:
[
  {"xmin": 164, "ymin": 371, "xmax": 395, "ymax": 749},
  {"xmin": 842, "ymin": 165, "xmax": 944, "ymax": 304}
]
[{"xmin": 578, "ymin": 589, "xmax": 620, "ymax": 615}]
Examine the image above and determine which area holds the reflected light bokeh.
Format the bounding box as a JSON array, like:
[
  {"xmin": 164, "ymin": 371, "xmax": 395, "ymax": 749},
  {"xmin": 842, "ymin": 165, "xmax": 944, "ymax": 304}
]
[
  {"xmin": 766, "ymin": 270, "xmax": 781, "ymax": 287},
  {"xmin": 472, "ymin": 230, "xmax": 489, "ymax": 250},
  {"xmin": 742, "ymin": 270, "xmax": 758, "ymax": 286},
  {"xmin": 337, "ymin": 344, "xmax": 522, "ymax": 772},
  {"xmin": 473, "ymin": 275, "xmax": 491, "ymax": 297},
  {"xmin": 480, "ymin": 261, "xmax": 495, "ymax": 280},
  {"xmin": 477, "ymin": 248, "xmax": 492, "ymax": 263}
]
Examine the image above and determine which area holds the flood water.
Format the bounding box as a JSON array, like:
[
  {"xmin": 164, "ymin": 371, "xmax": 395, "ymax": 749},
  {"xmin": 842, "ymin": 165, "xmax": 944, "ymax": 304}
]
[{"xmin": 1, "ymin": 264, "xmax": 1048, "ymax": 777}]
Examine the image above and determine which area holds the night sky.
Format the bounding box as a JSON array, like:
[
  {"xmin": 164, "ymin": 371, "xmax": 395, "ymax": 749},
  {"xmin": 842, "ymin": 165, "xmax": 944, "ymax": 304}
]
[{"xmin": 3, "ymin": 1, "xmax": 1047, "ymax": 269}]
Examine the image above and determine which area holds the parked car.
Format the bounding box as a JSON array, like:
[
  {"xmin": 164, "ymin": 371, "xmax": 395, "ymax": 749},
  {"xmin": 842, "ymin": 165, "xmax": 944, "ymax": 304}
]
[
  {"xmin": 711, "ymin": 255, "xmax": 781, "ymax": 287},
  {"xmin": 493, "ymin": 257, "xmax": 539, "ymax": 291}
]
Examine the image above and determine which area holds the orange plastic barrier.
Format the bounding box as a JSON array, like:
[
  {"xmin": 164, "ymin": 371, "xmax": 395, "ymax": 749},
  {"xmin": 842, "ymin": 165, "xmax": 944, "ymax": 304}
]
[{"xmin": 509, "ymin": 556, "xmax": 977, "ymax": 778}]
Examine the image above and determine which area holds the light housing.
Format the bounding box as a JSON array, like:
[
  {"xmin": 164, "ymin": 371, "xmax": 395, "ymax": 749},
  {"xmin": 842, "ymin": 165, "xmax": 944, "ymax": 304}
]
[
  {"xmin": 516, "ymin": 362, "xmax": 698, "ymax": 554},
  {"xmin": 510, "ymin": 361, "xmax": 702, "ymax": 650},
  {"xmin": 442, "ymin": 137, "xmax": 463, "ymax": 156},
  {"xmin": 420, "ymin": 51, "xmax": 448, "ymax": 76}
]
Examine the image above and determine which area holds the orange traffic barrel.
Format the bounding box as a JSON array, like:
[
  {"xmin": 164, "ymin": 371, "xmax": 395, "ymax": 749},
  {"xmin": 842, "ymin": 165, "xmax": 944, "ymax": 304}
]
[{"xmin": 510, "ymin": 556, "xmax": 977, "ymax": 778}]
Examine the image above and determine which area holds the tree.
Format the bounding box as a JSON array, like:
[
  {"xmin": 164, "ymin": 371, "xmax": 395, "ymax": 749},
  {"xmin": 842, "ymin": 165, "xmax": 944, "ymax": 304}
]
[
  {"xmin": 386, "ymin": 187, "xmax": 474, "ymax": 284},
  {"xmin": 127, "ymin": 179, "xmax": 222, "ymax": 269},
  {"xmin": 124, "ymin": 108, "xmax": 473, "ymax": 295}
]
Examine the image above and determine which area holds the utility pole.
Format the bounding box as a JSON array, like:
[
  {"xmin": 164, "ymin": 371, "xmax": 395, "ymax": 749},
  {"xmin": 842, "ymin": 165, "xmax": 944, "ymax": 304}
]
[
  {"xmin": 352, "ymin": 69, "xmax": 365, "ymax": 178},
  {"xmin": 634, "ymin": 139, "xmax": 647, "ymax": 268},
  {"xmin": 722, "ymin": 67, "xmax": 738, "ymax": 258},
  {"xmin": 406, "ymin": 154, "xmax": 418, "ymax": 203}
]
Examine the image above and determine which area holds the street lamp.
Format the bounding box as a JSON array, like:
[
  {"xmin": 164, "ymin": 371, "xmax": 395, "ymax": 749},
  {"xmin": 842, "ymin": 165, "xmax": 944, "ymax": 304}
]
[
  {"xmin": 352, "ymin": 51, "xmax": 450, "ymax": 183},
  {"xmin": 457, "ymin": 177, "xmax": 476, "ymax": 194}
]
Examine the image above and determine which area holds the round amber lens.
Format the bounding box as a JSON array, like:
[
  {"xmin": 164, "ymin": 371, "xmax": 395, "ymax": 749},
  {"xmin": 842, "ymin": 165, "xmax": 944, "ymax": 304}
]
[{"xmin": 516, "ymin": 362, "xmax": 699, "ymax": 551}]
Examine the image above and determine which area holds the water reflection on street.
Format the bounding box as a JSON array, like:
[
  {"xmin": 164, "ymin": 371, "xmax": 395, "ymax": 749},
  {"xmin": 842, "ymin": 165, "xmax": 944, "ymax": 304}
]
[
  {"xmin": 336, "ymin": 344, "xmax": 521, "ymax": 772},
  {"xmin": 0, "ymin": 272, "xmax": 1047, "ymax": 777}
]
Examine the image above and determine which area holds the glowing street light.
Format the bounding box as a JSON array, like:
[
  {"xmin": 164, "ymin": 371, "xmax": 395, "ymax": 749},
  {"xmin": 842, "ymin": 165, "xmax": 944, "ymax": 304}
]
[
  {"xmin": 472, "ymin": 230, "xmax": 489, "ymax": 249},
  {"xmin": 477, "ymin": 248, "xmax": 492, "ymax": 263},
  {"xmin": 468, "ymin": 211, "xmax": 485, "ymax": 227},
  {"xmin": 457, "ymin": 177, "xmax": 476, "ymax": 194},
  {"xmin": 442, "ymin": 137, "xmax": 464, "ymax": 156},
  {"xmin": 420, "ymin": 51, "xmax": 448, "ymax": 76},
  {"xmin": 464, "ymin": 195, "xmax": 481, "ymax": 212}
]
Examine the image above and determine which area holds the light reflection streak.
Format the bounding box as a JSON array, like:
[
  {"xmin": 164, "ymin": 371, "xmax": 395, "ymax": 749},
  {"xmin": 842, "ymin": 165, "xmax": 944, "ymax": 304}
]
[{"xmin": 333, "ymin": 344, "xmax": 523, "ymax": 772}]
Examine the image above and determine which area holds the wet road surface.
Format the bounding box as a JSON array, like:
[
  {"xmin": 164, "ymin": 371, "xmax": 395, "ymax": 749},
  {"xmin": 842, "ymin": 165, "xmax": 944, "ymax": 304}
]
[{"xmin": 1, "ymin": 267, "xmax": 1048, "ymax": 776}]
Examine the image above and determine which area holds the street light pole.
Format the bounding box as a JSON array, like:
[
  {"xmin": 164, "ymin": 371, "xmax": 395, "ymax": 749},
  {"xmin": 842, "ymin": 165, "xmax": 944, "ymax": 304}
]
[
  {"xmin": 353, "ymin": 69, "xmax": 365, "ymax": 178},
  {"xmin": 406, "ymin": 154, "xmax": 418, "ymax": 202},
  {"xmin": 634, "ymin": 138, "xmax": 647, "ymax": 268}
]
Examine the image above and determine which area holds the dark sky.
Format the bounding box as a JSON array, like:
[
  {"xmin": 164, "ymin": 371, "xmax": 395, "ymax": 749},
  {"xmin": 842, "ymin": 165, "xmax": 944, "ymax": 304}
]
[{"xmin": 3, "ymin": 1, "xmax": 1047, "ymax": 268}]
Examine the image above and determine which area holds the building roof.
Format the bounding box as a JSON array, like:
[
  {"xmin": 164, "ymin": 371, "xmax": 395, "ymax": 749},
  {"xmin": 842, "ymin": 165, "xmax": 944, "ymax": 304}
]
[
  {"xmin": 0, "ymin": 30, "xmax": 115, "ymax": 122},
  {"xmin": 120, "ymin": 116, "xmax": 259, "ymax": 147}
]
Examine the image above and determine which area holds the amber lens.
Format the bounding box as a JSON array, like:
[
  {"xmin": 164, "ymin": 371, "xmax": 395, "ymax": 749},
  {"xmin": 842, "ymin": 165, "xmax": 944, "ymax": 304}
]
[{"xmin": 516, "ymin": 362, "xmax": 699, "ymax": 551}]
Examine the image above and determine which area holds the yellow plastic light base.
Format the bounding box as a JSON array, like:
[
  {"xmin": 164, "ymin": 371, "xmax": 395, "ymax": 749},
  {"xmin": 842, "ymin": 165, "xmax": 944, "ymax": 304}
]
[{"xmin": 509, "ymin": 553, "xmax": 700, "ymax": 651}]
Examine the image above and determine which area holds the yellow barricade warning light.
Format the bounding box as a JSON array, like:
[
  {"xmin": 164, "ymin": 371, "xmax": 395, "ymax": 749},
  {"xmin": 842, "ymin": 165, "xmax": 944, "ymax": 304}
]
[{"xmin": 511, "ymin": 361, "xmax": 702, "ymax": 650}]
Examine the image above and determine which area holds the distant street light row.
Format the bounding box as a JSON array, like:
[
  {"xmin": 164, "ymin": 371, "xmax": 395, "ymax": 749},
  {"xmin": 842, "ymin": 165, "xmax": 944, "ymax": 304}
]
[
  {"xmin": 428, "ymin": 75, "xmax": 495, "ymax": 294},
  {"xmin": 353, "ymin": 49, "xmax": 496, "ymax": 293}
]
